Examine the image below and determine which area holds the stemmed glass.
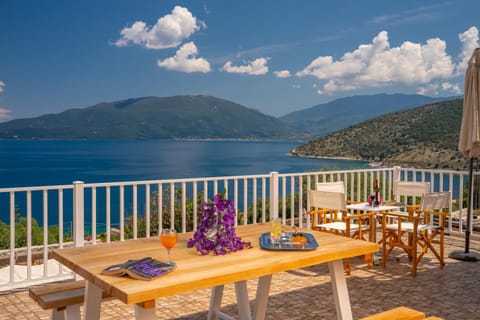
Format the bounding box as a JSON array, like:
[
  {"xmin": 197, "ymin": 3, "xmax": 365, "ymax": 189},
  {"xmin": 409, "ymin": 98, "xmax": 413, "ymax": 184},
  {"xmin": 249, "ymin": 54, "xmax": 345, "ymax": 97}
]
[{"xmin": 160, "ymin": 229, "xmax": 178, "ymax": 264}]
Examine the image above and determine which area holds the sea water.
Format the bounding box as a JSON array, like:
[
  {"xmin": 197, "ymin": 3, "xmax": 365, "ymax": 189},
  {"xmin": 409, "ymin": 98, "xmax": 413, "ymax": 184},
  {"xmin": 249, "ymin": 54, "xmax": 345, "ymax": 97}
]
[{"xmin": 0, "ymin": 140, "xmax": 368, "ymax": 226}]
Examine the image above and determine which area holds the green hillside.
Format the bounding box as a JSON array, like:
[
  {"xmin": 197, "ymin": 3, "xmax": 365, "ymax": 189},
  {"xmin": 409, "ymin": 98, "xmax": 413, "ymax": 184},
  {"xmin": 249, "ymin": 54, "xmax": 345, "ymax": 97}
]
[
  {"xmin": 0, "ymin": 95, "xmax": 298, "ymax": 140},
  {"xmin": 290, "ymin": 99, "xmax": 466, "ymax": 169}
]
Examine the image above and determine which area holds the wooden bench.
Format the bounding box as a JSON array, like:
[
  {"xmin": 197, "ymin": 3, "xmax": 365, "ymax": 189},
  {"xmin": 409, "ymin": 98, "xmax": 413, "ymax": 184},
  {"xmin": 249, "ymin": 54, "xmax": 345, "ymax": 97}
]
[
  {"xmin": 29, "ymin": 280, "xmax": 109, "ymax": 320},
  {"xmin": 360, "ymin": 306, "xmax": 426, "ymax": 320}
]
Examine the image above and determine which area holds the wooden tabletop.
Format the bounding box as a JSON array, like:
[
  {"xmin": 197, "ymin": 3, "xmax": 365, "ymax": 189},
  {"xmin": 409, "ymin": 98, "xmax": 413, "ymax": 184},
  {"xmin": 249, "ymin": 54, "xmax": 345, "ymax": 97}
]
[{"xmin": 52, "ymin": 224, "xmax": 378, "ymax": 305}]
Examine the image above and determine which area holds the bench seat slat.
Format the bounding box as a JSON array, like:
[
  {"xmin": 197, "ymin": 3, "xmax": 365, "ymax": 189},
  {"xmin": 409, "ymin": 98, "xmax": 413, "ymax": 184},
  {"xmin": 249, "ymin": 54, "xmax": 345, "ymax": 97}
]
[
  {"xmin": 37, "ymin": 288, "xmax": 85, "ymax": 309},
  {"xmin": 29, "ymin": 280, "xmax": 109, "ymax": 311}
]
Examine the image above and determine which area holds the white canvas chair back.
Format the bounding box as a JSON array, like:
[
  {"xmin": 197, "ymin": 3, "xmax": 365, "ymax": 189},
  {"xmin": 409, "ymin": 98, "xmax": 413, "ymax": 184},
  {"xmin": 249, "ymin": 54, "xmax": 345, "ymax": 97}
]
[
  {"xmin": 394, "ymin": 181, "xmax": 431, "ymax": 202},
  {"xmin": 308, "ymin": 189, "xmax": 346, "ymax": 211},
  {"xmin": 420, "ymin": 191, "xmax": 451, "ymax": 212},
  {"xmin": 316, "ymin": 181, "xmax": 345, "ymax": 193}
]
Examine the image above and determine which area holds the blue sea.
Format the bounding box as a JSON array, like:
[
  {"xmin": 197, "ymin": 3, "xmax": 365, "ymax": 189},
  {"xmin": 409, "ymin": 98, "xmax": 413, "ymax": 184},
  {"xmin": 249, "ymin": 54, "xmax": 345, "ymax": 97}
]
[
  {"xmin": 0, "ymin": 140, "xmax": 367, "ymax": 188},
  {"xmin": 0, "ymin": 140, "xmax": 368, "ymax": 226}
]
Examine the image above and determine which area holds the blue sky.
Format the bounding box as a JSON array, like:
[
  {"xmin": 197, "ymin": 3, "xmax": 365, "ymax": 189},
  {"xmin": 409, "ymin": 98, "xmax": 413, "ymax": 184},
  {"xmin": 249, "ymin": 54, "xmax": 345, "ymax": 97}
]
[{"xmin": 0, "ymin": 0, "xmax": 479, "ymax": 121}]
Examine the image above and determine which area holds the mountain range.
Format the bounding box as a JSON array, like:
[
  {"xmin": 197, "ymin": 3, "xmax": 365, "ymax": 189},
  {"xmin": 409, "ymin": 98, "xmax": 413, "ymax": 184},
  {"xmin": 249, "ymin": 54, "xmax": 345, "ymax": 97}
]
[
  {"xmin": 280, "ymin": 93, "xmax": 455, "ymax": 137},
  {"xmin": 0, "ymin": 93, "xmax": 455, "ymax": 141},
  {"xmin": 0, "ymin": 95, "xmax": 297, "ymax": 140}
]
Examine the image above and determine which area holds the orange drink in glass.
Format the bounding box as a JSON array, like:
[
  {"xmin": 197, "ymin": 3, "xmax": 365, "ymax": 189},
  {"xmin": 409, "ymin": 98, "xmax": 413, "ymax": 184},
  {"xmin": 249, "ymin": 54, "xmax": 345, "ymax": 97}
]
[{"xmin": 160, "ymin": 229, "xmax": 177, "ymax": 263}]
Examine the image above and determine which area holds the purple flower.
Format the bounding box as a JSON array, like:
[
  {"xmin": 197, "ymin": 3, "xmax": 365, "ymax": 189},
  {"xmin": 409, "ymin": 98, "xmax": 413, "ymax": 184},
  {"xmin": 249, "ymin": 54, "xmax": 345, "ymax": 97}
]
[{"xmin": 187, "ymin": 194, "xmax": 251, "ymax": 255}]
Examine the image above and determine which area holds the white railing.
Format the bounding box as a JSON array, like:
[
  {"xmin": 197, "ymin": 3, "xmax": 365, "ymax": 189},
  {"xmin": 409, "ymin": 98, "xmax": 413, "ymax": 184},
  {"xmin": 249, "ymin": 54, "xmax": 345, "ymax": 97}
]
[{"xmin": 0, "ymin": 166, "xmax": 476, "ymax": 291}]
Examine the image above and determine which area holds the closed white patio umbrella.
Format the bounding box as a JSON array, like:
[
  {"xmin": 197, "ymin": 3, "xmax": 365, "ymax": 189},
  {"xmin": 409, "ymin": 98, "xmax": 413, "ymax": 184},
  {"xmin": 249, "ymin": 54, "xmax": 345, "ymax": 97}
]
[{"xmin": 450, "ymin": 48, "xmax": 480, "ymax": 261}]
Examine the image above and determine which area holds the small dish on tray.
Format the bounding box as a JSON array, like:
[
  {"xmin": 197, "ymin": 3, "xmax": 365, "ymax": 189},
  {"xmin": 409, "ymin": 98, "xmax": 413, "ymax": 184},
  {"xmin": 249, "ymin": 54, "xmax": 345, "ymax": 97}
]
[{"xmin": 259, "ymin": 232, "xmax": 318, "ymax": 250}]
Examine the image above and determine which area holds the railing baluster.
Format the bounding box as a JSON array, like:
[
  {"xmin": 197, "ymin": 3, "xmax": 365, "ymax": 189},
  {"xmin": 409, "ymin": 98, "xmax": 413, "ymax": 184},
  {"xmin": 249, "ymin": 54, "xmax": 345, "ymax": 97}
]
[
  {"xmin": 106, "ymin": 186, "xmax": 111, "ymax": 242},
  {"xmin": 243, "ymin": 178, "xmax": 248, "ymax": 225},
  {"xmin": 193, "ymin": 181, "xmax": 197, "ymax": 231},
  {"xmin": 145, "ymin": 184, "xmax": 150, "ymax": 238},
  {"xmin": 9, "ymin": 192, "xmax": 15, "ymax": 283},
  {"xmin": 27, "ymin": 190, "xmax": 32, "ymax": 281},
  {"xmin": 91, "ymin": 187, "xmax": 96, "ymax": 243},
  {"xmin": 253, "ymin": 178, "xmax": 258, "ymax": 224},
  {"xmin": 120, "ymin": 185, "xmax": 125, "ymax": 241},
  {"xmin": 170, "ymin": 182, "xmax": 175, "ymax": 229},
  {"xmin": 281, "ymin": 177, "xmax": 286, "ymax": 224},
  {"xmin": 234, "ymin": 179, "xmax": 238, "ymax": 223},
  {"xmin": 262, "ymin": 177, "xmax": 266, "ymax": 223},
  {"xmin": 158, "ymin": 183, "xmax": 163, "ymax": 231},
  {"xmin": 133, "ymin": 184, "xmax": 138, "ymax": 239},
  {"xmin": 182, "ymin": 182, "xmax": 186, "ymax": 233},
  {"xmin": 43, "ymin": 190, "xmax": 48, "ymax": 277},
  {"xmin": 213, "ymin": 179, "xmax": 218, "ymax": 196}
]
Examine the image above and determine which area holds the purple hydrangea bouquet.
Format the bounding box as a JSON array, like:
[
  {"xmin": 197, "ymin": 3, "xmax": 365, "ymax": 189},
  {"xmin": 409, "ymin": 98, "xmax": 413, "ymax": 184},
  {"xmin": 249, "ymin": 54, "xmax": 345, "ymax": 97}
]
[{"xmin": 187, "ymin": 194, "xmax": 251, "ymax": 255}]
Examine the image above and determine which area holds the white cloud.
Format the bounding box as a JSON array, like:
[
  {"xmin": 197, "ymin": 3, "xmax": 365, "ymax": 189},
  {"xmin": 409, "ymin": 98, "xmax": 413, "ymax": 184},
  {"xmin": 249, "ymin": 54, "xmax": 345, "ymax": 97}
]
[
  {"xmin": 274, "ymin": 70, "xmax": 291, "ymax": 78},
  {"xmin": 417, "ymin": 81, "xmax": 461, "ymax": 96},
  {"xmin": 0, "ymin": 108, "xmax": 12, "ymax": 122},
  {"xmin": 456, "ymin": 26, "xmax": 479, "ymax": 75},
  {"xmin": 417, "ymin": 83, "xmax": 440, "ymax": 96},
  {"xmin": 115, "ymin": 6, "xmax": 205, "ymax": 49},
  {"xmin": 441, "ymin": 82, "xmax": 462, "ymax": 94},
  {"xmin": 297, "ymin": 28, "xmax": 480, "ymax": 96},
  {"xmin": 0, "ymin": 80, "xmax": 4, "ymax": 93},
  {"xmin": 157, "ymin": 42, "xmax": 210, "ymax": 73},
  {"xmin": 222, "ymin": 57, "xmax": 269, "ymax": 75}
]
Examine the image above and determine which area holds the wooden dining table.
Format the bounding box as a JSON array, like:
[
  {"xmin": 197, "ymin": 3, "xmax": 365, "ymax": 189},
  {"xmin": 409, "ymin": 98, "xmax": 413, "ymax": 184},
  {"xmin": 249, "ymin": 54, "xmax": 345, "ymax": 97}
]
[{"xmin": 51, "ymin": 223, "xmax": 379, "ymax": 320}]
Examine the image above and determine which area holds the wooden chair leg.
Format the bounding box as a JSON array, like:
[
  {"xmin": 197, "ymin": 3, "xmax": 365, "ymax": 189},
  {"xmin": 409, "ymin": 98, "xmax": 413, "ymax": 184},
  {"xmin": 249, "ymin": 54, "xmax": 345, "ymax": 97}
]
[
  {"xmin": 344, "ymin": 258, "xmax": 351, "ymax": 275},
  {"xmin": 365, "ymin": 253, "xmax": 374, "ymax": 269},
  {"xmin": 411, "ymin": 231, "xmax": 418, "ymax": 276}
]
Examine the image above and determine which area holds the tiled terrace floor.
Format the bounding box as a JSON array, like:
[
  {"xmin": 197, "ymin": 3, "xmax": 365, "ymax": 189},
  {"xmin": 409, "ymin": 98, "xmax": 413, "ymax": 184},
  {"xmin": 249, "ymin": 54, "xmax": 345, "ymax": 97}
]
[{"xmin": 1, "ymin": 235, "xmax": 479, "ymax": 320}]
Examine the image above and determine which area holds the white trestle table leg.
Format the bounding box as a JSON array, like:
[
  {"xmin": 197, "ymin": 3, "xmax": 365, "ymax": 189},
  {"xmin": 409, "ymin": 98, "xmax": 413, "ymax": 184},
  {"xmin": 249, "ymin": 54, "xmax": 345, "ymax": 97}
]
[
  {"xmin": 83, "ymin": 280, "xmax": 103, "ymax": 320},
  {"xmin": 208, "ymin": 276, "xmax": 273, "ymax": 320},
  {"xmin": 253, "ymin": 275, "xmax": 272, "ymax": 320},
  {"xmin": 208, "ymin": 285, "xmax": 225, "ymax": 320},
  {"xmin": 328, "ymin": 260, "xmax": 353, "ymax": 320},
  {"xmin": 134, "ymin": 300, "xmax": 157, "ymax": 320},
  {"xmin": 235, "ymin": 281, "xmax": 252, "ymax": 320}
]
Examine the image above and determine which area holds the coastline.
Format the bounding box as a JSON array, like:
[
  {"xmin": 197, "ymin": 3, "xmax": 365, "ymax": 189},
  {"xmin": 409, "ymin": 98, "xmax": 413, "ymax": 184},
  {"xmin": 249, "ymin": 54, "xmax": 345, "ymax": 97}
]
[{"xmin": 288, "ymin": 151, "xmax": 387, "ymax": 168}]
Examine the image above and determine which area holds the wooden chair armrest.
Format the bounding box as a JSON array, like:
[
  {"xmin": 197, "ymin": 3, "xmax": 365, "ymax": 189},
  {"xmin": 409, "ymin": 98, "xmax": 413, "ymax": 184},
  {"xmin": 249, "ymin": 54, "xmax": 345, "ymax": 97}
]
[
  {"xmin": 344, "ymin": 211, "xmax": 375, "ymax": 220},
  {"xmin": 308, "ymin": 208, "xmax": 340, "ymax": 223},
  {"xmin": 346, "ymin": 200, "xmax": 361, "ymax": 204},
  {"xmin": 407, "ymin": 204, "xmax": 420, "ymax": 214},
  {"xmin": 381, "ymin": 211, "xmax": 412, "ymax": 219}
]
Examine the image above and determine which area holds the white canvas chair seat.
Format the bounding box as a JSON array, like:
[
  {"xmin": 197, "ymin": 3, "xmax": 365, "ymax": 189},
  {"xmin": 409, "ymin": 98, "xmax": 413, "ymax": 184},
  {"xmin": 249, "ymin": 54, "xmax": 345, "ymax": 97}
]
[
  {"xmin": 386, "ymin": 222, "xmax": 438, "ymax": 232},
  {"xmin": 385, "ymin": 221, "xmax": 439, "ymax": 233},
  {"xmin": 316, "ymin": 221, "xmax": 370, "ymax": 233},
  {"xmin": 381, "ymin": 191, "xmax": 450, "ymax": 276}
]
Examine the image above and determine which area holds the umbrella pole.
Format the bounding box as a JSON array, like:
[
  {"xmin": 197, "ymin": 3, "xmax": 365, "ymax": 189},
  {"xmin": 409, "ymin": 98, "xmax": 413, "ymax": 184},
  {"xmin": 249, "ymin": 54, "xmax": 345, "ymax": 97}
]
[
  {"xmin": 465, "ymin": 157, "xmax": 473, "ymax": 253},
  {"xmin": 449, "ymin": 158, "xmax": 480, "ymax": 261}
]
